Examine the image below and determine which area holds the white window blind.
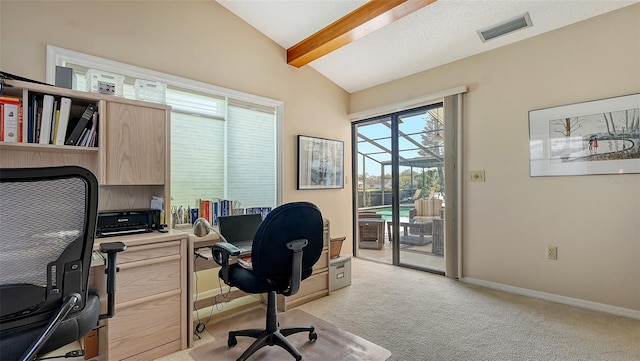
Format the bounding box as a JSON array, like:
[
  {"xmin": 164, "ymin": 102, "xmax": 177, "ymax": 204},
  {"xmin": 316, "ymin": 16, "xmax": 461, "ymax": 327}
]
[
  {"xmin": 227, "ymin": 100, "xmax": 276, "ymax": 209},
  {"xmin": 171, "ymin": 113, "xmax": 225, "ymax": 210}
]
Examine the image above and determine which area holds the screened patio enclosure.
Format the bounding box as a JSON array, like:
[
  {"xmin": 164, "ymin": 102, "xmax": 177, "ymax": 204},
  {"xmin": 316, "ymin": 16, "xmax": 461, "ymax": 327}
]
[
  {"xmin": 354, "ymin": 104, "xmax": 446, "ymax": 272},
  {"xmin": 356, "ymin": 107, "xmax": 445, "ymax": 210}
]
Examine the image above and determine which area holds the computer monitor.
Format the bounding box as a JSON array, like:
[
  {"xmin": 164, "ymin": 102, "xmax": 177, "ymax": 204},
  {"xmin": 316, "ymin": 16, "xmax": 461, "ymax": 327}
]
[{"xmin": 217, "ymin": 213, "xmax": 263, "ymax": 245}]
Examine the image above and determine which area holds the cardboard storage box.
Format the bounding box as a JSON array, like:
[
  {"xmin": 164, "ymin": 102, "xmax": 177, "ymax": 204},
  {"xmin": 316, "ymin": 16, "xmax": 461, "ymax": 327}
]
[{"xmin": 329, "ymin": 255, "xmax": 352, "ymax": 292}]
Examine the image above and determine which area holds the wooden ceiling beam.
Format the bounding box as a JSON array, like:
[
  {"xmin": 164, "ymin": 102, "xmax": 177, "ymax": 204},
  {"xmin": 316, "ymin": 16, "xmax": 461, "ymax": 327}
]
[{"xmin": 287, "ymin": 0, "xmax": 437, "ymax": 68}]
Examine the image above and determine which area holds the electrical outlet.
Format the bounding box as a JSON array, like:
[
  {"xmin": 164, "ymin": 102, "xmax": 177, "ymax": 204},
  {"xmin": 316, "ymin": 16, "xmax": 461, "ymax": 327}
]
[
  {"xmin": 547, "ymin": 246, "xmax": 558, "ymax": 260},
  {"xmin": 469, "ymin": 170, "xmax": 485, "ymax": 182}
]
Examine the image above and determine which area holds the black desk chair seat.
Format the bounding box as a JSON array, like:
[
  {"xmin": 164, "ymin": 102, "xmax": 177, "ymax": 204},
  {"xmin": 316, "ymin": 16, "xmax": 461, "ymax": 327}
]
[
  {"xmin": 0, "ymin": 166, "xmax": 125, "ymax": 361},
  {"xmin": 195, "ymin": 201, "xmax": 324, "ymax": 361}
]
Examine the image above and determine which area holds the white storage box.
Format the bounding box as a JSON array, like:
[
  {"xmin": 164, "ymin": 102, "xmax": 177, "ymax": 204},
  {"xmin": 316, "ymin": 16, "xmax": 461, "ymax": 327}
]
[
  {"xmin": 329, "ymin": 255, "xmax": 352, "ymax": 292},
  {"xmin": 85, "ymin": 69, "xmax": 124, "ymax": 96},
  {"xmin": 134, "ymin": 79, "xmax": 167, "ymax": 104}
]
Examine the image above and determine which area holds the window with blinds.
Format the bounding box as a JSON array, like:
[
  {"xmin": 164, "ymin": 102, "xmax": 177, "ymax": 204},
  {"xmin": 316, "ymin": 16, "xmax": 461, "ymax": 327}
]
[{"xmin": 54, "ymin": 52, "xmax": 279, "ymax": 219}]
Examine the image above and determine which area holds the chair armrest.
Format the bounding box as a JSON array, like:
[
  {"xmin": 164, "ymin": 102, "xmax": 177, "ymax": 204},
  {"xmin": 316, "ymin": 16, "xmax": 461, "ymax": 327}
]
[
  {"xmin": 98, "ymin": 241, "xmax": 127, "ymax": 319},
  {"xmin": 282, "ymin": 238, "xmax": 308, "ymax": 296},
  {"xmin": 211, "ymin": 242, "xmax": 241, "ymax": 283}
]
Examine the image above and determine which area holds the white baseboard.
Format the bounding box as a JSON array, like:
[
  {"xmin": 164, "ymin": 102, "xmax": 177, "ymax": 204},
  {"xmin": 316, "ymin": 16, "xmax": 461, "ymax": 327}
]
[{"xmin": 460, "ymin": 277, "xmax": 640, "ymax": 320}]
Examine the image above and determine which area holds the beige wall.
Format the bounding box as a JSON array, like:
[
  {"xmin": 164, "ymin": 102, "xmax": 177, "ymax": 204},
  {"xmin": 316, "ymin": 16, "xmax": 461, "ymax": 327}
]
[
  {"xmin": 351, "ymin": 4, "xmax": 640, "ymax": 311},
  {"xmin": 0, "ymin": 1, "xmax": 354, "ymax": 254}
]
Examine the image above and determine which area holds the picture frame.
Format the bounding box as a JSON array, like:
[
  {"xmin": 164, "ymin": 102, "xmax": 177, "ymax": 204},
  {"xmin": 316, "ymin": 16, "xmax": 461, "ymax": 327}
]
[
  {"xmin": 297, "ymin": 135, "xmax": 344, "ymax": 189},
  {"xmin": 529, "ymin": 93, "xmax": 640, "ymax": 176}
]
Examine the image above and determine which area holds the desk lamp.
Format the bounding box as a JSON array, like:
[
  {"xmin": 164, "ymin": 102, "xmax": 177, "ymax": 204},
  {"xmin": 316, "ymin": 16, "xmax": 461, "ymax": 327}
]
[{"xmin": 193, "ymin": 217, "xmax": 229, "ymax": 242}]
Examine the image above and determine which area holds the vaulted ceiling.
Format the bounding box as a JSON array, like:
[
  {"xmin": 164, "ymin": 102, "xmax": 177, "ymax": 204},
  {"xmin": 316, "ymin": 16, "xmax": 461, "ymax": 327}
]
[{"xmin": 218, "ymin": 0, "xmax": 638, "ymax": 93}]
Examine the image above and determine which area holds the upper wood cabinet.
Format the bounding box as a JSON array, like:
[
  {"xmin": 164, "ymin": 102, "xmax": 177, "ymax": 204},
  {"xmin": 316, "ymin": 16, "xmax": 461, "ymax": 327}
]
[
  {"xmin": 0, "ymin": 79, "xmax": 171, "ymax": 217},
  {"xmin": 103, "ymin": 102, "xmax": 167, "ymax": 185}
]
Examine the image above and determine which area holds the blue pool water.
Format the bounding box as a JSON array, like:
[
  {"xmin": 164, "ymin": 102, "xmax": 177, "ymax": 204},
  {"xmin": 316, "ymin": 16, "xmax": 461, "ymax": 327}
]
[{"xmin": 365, "ymin": 206, "xmax": 411, "ymax": 221}]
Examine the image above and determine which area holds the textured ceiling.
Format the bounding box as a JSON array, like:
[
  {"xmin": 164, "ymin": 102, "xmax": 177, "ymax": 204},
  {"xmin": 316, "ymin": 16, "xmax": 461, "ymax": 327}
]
[{"xmin": 218, "ymin": 0, "xmax": 638, "ymax": 93}]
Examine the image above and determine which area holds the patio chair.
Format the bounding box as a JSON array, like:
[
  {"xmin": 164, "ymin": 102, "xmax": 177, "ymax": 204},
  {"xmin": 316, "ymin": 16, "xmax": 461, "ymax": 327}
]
[{"xmin": 401, "ymin": 188, "xmax": 421, "ymax": 203}]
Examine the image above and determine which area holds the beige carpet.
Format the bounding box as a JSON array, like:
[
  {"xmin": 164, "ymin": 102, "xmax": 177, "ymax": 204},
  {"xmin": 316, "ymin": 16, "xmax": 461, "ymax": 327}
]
[{"xmin": 189, "ymin": 308, "xmax": 391, "ymax": 361}]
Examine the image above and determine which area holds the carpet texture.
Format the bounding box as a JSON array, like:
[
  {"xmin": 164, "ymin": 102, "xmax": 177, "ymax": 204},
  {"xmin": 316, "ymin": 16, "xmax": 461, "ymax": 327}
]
[
  {"xmin": 297, "ymin": 258, "xmax": 640, "ymax": 361},
  {"xmin": 189, "ymin": 308, "xmax": 391, "ymax": 361}
]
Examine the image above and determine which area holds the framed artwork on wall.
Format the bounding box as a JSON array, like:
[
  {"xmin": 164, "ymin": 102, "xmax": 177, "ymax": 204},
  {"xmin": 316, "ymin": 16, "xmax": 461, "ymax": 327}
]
[
  {"xmin": 529, "ymin": 93, "xmax": 640, "ymax": 176},
  {"xmin": 297, "ymin": 135, "xmax": 344, "ymax": 189}
]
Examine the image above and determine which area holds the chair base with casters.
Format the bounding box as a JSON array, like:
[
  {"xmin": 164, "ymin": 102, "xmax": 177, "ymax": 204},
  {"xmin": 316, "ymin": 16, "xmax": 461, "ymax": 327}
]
[{"xmin": 228, "ymin": 291, "xmax": 317, "ymax": 361}]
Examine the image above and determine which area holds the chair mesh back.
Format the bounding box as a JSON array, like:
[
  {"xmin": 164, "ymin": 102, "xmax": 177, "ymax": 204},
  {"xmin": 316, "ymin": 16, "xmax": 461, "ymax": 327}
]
[
  {"xmin": 0, "ymin": 178, "xmax": 87, "ymax": 287},
  {"xmin": 0, "ymin": 166, "xmax": 96, "ymax": 327}
]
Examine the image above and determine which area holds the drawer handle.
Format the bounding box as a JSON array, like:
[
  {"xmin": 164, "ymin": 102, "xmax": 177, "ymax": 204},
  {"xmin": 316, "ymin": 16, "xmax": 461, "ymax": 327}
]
[
  {"xmin": 118, "ymin": 254, "xmax": 180, "ymax": 270},
  {"xmin": 116, "ymin": 288, "xmax": 181, "ymax": 310}
]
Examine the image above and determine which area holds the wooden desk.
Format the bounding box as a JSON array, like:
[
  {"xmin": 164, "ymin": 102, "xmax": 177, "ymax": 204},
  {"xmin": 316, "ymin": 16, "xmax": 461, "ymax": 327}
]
[
  {"xmin": 186, "ymin": 217, "xmax": 332, "ymax": 337},
  {"xmin": 91, "ymin": 230, "xmax": 189, "ymax": 361}
]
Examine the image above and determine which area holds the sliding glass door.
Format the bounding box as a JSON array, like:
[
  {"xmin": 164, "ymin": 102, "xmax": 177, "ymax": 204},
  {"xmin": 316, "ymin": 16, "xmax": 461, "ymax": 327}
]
[
  {"xmin": 353, "ymin": 116, "xmax": 393, "ymax": 264},
  {"xmin": 395, "ymin": 106, "xmax": 445, "ymax": 272},
  {"xmin": 353, "ymin": 103, "xmax": 445, "ymax": 273}
]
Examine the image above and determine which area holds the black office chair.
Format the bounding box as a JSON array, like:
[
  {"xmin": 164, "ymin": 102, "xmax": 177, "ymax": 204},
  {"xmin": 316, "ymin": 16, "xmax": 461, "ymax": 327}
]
[
  {"xmin": 194, "ymin": 201, "xmax": 324, "ymax": 361},
  {"xmin": 0, "ymin": 166, "xmax": 125, "ymax": 361}
]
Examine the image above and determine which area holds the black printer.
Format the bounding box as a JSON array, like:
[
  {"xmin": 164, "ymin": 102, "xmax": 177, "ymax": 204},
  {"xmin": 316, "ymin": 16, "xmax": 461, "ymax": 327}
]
[{"xmin": 96, "ymin": 209, "xmax": 161, "ymax": 237}]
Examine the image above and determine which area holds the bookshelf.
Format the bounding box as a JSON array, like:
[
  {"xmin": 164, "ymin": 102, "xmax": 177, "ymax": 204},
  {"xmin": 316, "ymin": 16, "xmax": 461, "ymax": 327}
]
[{"xmin": 0, "ymin": 79, "xmax": 171, "ymax": 217}]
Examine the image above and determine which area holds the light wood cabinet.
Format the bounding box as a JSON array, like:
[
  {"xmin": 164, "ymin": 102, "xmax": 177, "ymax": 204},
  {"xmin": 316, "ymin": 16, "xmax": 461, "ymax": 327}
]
[
  {"xmin": 95, "ymin": 232, "xmax": 188, "ymax": 361},
  {"xmin": 277, "ymin": 218, "xmax": 331, "ymax": 311},
  {"xmin": 103, "ymin": 102, "xmax": 167, "ymax": 185},
  {"xmin": 0, "ymin": 79, "xmax": 171, "ymax": 216}
]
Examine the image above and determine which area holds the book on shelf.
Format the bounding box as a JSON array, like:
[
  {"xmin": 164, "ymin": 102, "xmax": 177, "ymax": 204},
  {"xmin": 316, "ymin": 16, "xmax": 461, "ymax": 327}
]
[
  {"xmin": 54, "ymin": 97, "xmax": 71, "ymax": 145},
  {"xmin": 198, "ymin": 199, "xmax": 211, "ymax": 226},
  {"xmin": 50, "ymin": 99, "xmax": 58, "ymax": 144},
  {"xmin": 27, "ymin": 94, "xmax": 37, "ymax": 143},
  {"xmin": 87, "ymin": 112, "xmax": 98, "ymax": 147},
  {"xmin": 212, "ymin": 199, "xmax": 220, "ymax": 226},
  {"xmin": 18, "ymin": 105, "xmax": 23, "ymax": 143},
  {"xmin": 35, "ymin": 106, "xmax": 43, "ymax": 143},
  {"xmin": 246, "ymin": 207, "xmax": 272, "ymax": 220},
  {"xmin": 0, "ymin": 96, "xmax": 22, "ymax": 143},
  {"xmin": 65, "ymin": 103, "xmax": 97, "ymax": 146},
  {"xmin": 39, "ymin": 94, "xmax": 54, "ymax": 144},
  {"xmin": 196, "ymin": 198, "xmax": 224, "ymax": 226}
]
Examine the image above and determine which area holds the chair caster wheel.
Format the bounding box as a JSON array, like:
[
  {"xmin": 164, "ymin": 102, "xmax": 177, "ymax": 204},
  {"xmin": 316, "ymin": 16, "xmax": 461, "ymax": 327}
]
[
  {"xmin": 228, "ymin": 336, "xmax": 237, "ymax": 348},
  {"xmin": 309, "ymin": 331, "xmax": 318, "ymax": 341}
]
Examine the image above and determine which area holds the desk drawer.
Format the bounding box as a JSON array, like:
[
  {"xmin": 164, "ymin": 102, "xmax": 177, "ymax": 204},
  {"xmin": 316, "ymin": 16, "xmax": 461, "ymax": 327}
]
[
  {"xmin": 117, "ymin": 241, "xmax": 181, "ymax": 264},
  {"xmin": 108, "ymin": 291, "xmax": 181, "ymax": 361},
  {"xmin": 288, "ymin": 271, "xmax": 328, "ymax": 302},
  {"xmin": 312, "ymin": 248, "xmax": 329, "ymax": 273},
  {"xmin": 323, "ymin": 219, "xmax": 329, "ymax": 248},
  {"xmin": 277, "ymin": 271, "xmax": 329, "ymax": 311},
  {"xmin": 117, "ymin": 256, "xmax": 181, "ymax": 303}
]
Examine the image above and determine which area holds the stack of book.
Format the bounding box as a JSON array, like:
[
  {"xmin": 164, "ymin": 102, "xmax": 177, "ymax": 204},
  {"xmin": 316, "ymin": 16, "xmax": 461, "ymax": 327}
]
[
  {"xmin": 2, "ymin": 93, "xmax": 100, "ymax": 147},
  {"xmin": 195, "ymin": 200, "xmax": 272, "ymax": 226},
  {"xmin": 0, "ymin": 96, "xmax": 22, "ymax": 142}
]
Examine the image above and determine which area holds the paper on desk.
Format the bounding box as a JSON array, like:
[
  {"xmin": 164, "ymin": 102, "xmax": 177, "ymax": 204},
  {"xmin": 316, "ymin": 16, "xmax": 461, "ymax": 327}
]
[
  {"xmin": 151, "ymin": 196, "xmax": 164, "ymax": 211},
  {"xmin": 238, "ymin": 256, "xmax": 252, "ymax": 270}
]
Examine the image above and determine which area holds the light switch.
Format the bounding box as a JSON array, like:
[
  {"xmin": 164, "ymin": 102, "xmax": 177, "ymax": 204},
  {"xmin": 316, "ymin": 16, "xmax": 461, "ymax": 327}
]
[{"xmin": 469, "ymin": 170, "xmax": 485, "ymax": 182}]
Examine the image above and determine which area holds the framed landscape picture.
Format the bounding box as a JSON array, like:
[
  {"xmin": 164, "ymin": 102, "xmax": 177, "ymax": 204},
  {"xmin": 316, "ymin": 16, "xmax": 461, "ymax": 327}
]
[
  {"xmin": 529, "ymin": 93, "xmax": 640, "ymax": 176},
  {"xmin": 297, "ymin": 135, "xmax": 344, "ymax": 189}
]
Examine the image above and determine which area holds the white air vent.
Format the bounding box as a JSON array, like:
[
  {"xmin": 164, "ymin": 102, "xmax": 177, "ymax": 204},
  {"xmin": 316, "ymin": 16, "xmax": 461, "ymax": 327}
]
[{"xmin": 477, "ymin": 12, "xmax": 532, "ymax": 42}]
